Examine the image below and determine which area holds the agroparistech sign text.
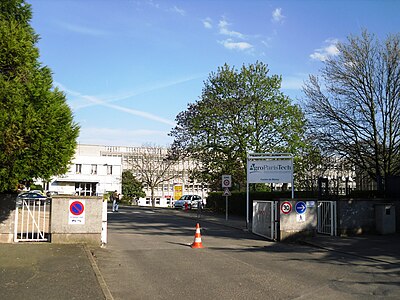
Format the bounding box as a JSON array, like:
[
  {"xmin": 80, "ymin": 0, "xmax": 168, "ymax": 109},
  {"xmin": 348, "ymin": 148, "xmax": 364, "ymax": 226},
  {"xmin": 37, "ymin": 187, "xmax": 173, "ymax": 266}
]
[{"xmin": 247, "ymin": 160, "xmax": 293, "ymax": 183}]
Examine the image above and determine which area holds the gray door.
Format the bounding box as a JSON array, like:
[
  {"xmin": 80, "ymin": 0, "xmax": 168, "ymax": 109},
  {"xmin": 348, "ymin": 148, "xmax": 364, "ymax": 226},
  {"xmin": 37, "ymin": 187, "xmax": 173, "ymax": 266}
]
[{"xmin": 252, "ymin": 200, "xmax": 276, "ymax": 240}]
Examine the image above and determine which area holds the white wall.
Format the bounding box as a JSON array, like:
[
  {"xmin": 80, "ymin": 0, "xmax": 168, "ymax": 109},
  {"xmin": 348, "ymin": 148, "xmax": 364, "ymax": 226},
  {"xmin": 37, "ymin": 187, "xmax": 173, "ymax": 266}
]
[{"xmin": 44, "ymin": 154, "xmax": 122, "ymax": 196}]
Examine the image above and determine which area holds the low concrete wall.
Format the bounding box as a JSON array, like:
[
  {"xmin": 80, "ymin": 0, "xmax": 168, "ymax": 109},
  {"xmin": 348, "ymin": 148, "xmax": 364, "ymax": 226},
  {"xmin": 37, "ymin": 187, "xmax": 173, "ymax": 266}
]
[
  {"xmin": 0, "ymin": 194, "xmax": 16, "ymax": 243},
  {"xmin": 337, "ymin": 198, "xmax": 398, "ymax": 235},
  {"xmin": 279, "ymin": 199, "xmax": 317, "ymax": 241},
  {"xmin": 51, "ymin": 196, "xmax": 103, "ymax": 245},
  {"xmin": 0, "ymin": 194, "xmax": 103, "ymax": 245},
  {"xmin": 337, "ymin": 199, "xmax": 376, "ymax": 235}
]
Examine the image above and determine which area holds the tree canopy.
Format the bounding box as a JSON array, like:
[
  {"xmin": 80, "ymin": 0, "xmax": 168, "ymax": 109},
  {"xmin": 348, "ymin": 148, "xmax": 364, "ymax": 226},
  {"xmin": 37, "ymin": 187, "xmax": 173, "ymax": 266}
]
[
  {"xmin": 0, "ymin": 0, "xmax": 79, "ymax": 192},
  {"xmin": 303, "ymin": 30, "xmax": 400, "ymax": 190},
  {"xmin": 122, "ymin": 170, "xmax": 145, "ymax": 200},
  {"xmin": 170, "ymin": 62, "xmax": 307, "ymax": 190},
  {"xmin": 127, "ymin": 146, "xmax": 177, "ymax": 205}
]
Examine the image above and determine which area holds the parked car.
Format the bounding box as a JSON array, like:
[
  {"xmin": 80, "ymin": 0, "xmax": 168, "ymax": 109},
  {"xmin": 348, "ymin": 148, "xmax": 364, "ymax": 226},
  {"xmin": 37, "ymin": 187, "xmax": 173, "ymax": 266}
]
[
  {"xmin": 16, "ymin": 191, "xmax": 49, "ymax": 206},
  {"xmin": 173, "ymin": 195, "xmax": 203, "ymax": 209}
]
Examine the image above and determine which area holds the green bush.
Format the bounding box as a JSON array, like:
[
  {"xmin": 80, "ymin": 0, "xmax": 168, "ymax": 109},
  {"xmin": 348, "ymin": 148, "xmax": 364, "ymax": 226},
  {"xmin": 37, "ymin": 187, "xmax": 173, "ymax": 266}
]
[{"xmin": 29, "ymin": 184, "xmax": 43, "ymax": 191}]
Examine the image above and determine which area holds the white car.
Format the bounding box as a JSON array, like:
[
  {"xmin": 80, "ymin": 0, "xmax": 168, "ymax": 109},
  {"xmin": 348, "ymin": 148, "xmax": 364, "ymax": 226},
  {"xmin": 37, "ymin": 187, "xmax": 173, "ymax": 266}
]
[{"xmin": 173, "ymin": 195, "xmax": 203, "ymax": 209}]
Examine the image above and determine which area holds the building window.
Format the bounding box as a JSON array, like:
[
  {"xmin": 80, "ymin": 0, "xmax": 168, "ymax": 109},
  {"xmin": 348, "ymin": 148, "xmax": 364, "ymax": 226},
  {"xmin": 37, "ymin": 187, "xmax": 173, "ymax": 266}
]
[
  {"xmin": 91, "ymin": 164, "xmax": 97, "ymax": 175},
  {"xmin": 107, "ymin": 165, "xmax": 113, "ymax": 175},
  {"xmin": 76, "ymin": 164, "xmax": 82, "ymax": 174},
  {"xmin": 75, "ymin": 182, "xmax": 97, "ymax": 196}
]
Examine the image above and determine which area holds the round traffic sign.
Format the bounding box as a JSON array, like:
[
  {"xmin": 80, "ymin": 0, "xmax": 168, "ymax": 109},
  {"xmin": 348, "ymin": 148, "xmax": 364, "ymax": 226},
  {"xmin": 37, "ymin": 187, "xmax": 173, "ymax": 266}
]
[
  {"xmin": 70, "ymin": 201, "xmax": 84, "ymax": 216},
  {"xmin": 222, "ymin": 175, "xmax": 232, "ymax": 188},
  {"xmin": 281, "ymin": 201, "xmax": 292, "ymax": 214},
  {"xmin": 295, "ymin": 201, "xmax": 307, "ymax": 214}
]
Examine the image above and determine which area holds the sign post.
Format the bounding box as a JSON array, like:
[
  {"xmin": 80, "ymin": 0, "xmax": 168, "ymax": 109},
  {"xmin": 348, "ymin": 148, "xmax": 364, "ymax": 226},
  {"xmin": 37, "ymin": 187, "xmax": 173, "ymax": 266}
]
[
  {"xmin": 223, "ymin": 187, "xmax": 231, "ymax": 221},
  {"xmin": 246, "ymin": 153, "xmax": 294, "ymax": 229},
  {"xmin": 222, "ymin": 175, "xmax": 232, "ymax": 221}
]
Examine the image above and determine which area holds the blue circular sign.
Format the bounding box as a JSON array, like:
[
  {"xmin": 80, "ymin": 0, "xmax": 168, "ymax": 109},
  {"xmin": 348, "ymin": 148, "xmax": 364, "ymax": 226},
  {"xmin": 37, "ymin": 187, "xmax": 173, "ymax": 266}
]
[
  {"xmin": 70, "ymin": 201, "xmax": 84, "ymax": 216},
  {"xmin": 295, "ymin": 201, "xmax": 307, "ymax": 214}
]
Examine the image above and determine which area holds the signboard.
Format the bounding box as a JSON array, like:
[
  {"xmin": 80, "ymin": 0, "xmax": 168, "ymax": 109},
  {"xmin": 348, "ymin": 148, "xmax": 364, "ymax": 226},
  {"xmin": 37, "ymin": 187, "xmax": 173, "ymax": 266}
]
[
  {"xmin": 280, "ymin": 201, "xmax": 292, "ymax": 214},
  {"xmin": 295, "ymin": 201, "xmax": 307, "ymax": 214},
  {"xmin": 296, "ymin": 213, "xmax": 306, "ymax": 222},
  {"xmin": 69, "ymin": 200, "xmax": 85, "ymax": 224},
  {"xmin": 246, "ymin": 153, "xmax": 294, "ymax": 229},
  {"xmin": 222, "ymin": 175, "xmax": 232, "ymax": 188},
  {"xmin": 306, "ymin": 201, "xmax": 315, "ymax": 207},
  {"xmin": 174, "ymin": 185, "xmax": 182, "ymax": 200},
  {"xmin": 247, "ymin": 159, "xmax": 293, "ymax": 183},
  {"xmin": 223, "ymin": 188, "xmax": 231, "ymax": 196}
]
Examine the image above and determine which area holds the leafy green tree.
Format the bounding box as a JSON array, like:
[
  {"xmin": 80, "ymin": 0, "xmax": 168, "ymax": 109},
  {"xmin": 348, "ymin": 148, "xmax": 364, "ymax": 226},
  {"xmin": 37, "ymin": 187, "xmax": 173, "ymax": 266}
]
[
  {"xmin": 0, "ymin": 0, "xmax": 79, "ymax": 192},
  {"xmin": 170, "ymin": 62, "xmax": 307, "ymax": 190},
  {"xmin": 303, "ymin": 30, "xmax": 400, "ymax": 191},
  {"xmin": 122, "ymin": 170, "xmax": 145, "ymax": 200}
]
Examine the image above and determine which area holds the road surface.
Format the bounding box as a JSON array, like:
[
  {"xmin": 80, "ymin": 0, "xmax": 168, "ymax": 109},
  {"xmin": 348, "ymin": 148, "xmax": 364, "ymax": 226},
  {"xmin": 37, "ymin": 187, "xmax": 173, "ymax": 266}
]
[{"xmin": 91, "ymin": 207, "xmax": 400, "ymax": 299}]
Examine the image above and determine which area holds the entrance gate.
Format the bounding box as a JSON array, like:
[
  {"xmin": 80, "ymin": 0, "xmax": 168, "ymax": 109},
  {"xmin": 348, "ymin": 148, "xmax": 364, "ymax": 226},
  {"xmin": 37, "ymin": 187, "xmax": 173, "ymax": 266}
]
[
  {"xmin": 317, "ymin": 201, "xmax": 337, "ymax": 236},
  {"xmin": 14, "ymin": 199, "xmax": 51, "ymax": 242},
  {"xmin": 252, "ymin": 201, "xmax": 278, "ymax": 240}
]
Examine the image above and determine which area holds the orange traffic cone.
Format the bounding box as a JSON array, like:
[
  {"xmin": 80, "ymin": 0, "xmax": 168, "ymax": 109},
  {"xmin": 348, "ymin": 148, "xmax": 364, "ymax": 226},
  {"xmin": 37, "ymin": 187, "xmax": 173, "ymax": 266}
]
[{"xmin": 191, "ymin": 223, "xmax": 204, "ymax": 248}]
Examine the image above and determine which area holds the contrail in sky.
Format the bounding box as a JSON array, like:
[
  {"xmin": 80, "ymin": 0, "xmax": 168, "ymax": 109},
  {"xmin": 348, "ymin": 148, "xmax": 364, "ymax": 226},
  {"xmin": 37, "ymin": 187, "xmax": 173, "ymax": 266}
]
[
  {"xmin": 58, "ymin": 73, "xmax": 204, "ymax": 111},
  {"xmin": 56, "ymin": 83, "xmax": 176, "ymax": 126}
]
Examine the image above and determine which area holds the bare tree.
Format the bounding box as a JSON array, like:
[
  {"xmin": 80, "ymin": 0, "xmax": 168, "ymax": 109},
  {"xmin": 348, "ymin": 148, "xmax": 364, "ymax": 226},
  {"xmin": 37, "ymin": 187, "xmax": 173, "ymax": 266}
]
[
  {"xmin": 303, "ymin": 30, "xmax": 400, "ymax": 191},
  {"xmin": 128, "ymin": 146, "xmax": 177, "ymax": 206}
]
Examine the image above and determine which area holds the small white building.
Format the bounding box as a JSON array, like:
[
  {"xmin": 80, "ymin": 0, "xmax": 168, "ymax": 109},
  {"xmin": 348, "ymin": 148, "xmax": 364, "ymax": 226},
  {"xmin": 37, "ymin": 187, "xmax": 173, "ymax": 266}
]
[{"xmin": 41, "ymin": 154, "xmax": 122, "ymax": 196}]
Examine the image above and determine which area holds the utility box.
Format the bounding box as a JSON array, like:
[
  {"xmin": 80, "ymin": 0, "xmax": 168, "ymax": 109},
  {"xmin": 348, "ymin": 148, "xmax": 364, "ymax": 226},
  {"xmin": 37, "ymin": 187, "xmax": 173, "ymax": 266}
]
[{"xmin": 375, "ymin": 203, "xmax": 396, "ymax": 234}]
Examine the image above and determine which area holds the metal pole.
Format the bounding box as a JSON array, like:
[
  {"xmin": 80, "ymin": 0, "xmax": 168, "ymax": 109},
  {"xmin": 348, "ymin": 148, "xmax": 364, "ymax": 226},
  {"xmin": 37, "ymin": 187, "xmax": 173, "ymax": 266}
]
[
  {"xmin": 291, "ymin": 156, "xmax": 294, "ymax": 199},
  {"xmin": 226, "ymin": 195, "xmax": 228, "ymax": 221},
  {"xmin": 246, "ymin": 182, "xmax": 249, "ymax": 229}
]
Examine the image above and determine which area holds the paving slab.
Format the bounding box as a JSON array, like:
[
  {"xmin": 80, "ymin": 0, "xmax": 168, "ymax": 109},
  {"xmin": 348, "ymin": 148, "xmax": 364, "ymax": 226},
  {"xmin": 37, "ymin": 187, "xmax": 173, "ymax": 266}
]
[{"xmin": 0, "ymin": 243, "xmax": 105, "ymax": 300}]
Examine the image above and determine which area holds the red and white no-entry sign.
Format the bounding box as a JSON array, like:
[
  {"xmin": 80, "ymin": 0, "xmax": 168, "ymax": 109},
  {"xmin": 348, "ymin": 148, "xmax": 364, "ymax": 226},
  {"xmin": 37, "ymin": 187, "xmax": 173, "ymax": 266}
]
[{"xmin": 280, "ymin": 201, "xmax": 292, "ymax": 214}]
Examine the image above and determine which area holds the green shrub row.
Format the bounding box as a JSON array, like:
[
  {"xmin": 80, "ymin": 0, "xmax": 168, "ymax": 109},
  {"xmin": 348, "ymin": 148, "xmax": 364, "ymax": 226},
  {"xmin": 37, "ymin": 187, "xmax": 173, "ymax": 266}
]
[{"xmin": 206, "ymin": 191, "xmax": 318, "ymax": 215}]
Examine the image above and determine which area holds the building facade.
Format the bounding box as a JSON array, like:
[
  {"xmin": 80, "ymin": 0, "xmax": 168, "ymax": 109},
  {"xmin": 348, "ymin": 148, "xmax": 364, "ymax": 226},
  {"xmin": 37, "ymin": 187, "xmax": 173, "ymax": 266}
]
[
  {"xmin": 97, "ymin": 144, "xmax": 209, "ymax": 199},
  {"xmin": 40, "ymin": 144, "xmax": 208, "ymax": 199},
  {"xmin": 40, "ymin": 148, "xmax": 122, "ymax": 196}
]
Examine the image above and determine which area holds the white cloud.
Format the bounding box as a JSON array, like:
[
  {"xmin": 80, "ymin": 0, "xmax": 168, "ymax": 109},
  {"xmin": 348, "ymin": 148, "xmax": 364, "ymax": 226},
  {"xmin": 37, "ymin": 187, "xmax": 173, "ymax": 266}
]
[
  {"xmin": 170, "ymin": 5, "xmax": 186, "ymax": 16},
  {"xmin": 310, "ymin": 39, "xmax": 340, "ymax": 61},
  {"xmin": 219, "ymin": 39, "xmax": 253, "ymax": 51},
  {"xmin": 146, "ymin": 0, "xmax": 160, "ymax": 9},
  {"xmin": 59, "ymin": 22, "xmax": 109, "ymax": 37},
  {"xmin": 218, "ymin": 19, "xmax": 244, "ymax": 39},
  {"xmin": 272, "ymin": 8, "xmax": 285, "ymax": 23},
  {"xmin": 203, "ymin": 17, "xmax": 212, "ymax": 29}
]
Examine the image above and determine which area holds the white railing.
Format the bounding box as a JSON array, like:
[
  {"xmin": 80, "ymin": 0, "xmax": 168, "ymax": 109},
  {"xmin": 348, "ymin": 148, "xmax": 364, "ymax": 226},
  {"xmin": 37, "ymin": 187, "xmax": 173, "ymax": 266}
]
[
  {"xmin": 14, "ymin": 199, "xmax": 50, "ymax": 242},
  {"xmin": 317, "ymin": 201, "xmax": 337, "ymax": 236}
]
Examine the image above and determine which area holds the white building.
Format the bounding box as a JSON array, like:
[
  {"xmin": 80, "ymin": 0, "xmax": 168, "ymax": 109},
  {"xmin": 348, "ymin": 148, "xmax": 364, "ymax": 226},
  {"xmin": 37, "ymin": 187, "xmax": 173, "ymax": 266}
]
[
  {"xmin": 39, "ymin": 144, "xmax": 208, "ymax": 199},
  {"xmin": 97, "ymin": 144, "xmax": 209, "ymax": 199},
  {"xmin": 41, "ymin": 150, "xmax": 122, "ymax": 196}
]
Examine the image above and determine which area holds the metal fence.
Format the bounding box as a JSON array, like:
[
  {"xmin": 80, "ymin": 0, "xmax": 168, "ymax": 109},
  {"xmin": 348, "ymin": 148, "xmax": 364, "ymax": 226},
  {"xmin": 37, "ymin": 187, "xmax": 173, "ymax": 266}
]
[
  {"xmin": 14, "ymin": 198, "xmax": 50, "ymax": 242},
  {"xmin": 317, "ymin": 201, "xmax": 337, "ymax": 236}
]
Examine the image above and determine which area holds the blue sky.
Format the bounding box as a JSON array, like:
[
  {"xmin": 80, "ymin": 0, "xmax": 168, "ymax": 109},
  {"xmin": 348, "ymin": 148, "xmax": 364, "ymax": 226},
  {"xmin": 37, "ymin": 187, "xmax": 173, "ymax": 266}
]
[{"xmin": 29, "ymin": 0, "xmax": 400, "ymax": 147}]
